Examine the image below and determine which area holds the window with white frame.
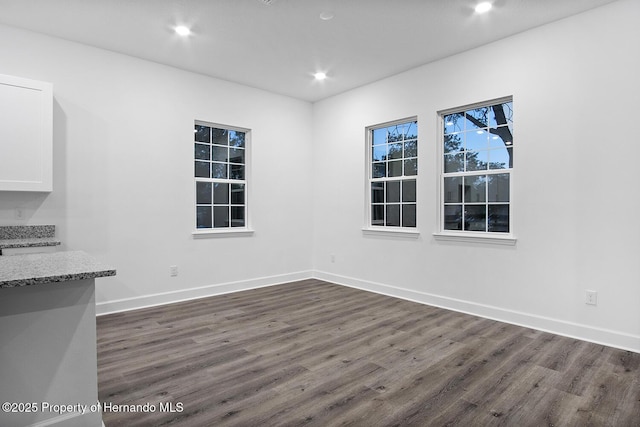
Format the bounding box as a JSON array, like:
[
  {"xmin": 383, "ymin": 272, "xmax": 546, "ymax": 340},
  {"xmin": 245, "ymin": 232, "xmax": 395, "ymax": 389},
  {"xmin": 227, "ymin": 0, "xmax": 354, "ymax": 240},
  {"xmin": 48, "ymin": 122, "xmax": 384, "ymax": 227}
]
[
  {"xmin": 194, "ymin": 122, "xmax": 248, "ymax": 230},
  {"xmin": 368, "ymin": 118, "xmax": 418, "ymax": 228},
  {"xmin": 440, "ymin": 98, "xmax": 513, "ymax": 234}
]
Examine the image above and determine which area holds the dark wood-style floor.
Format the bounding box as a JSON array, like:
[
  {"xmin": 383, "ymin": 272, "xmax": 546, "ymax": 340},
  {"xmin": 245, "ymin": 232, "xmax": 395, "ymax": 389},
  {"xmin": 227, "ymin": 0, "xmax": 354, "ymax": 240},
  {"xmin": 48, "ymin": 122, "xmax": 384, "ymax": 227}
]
[{"xmin": 97, "ymin": 279, "xmax": 640, "ymax": 426}]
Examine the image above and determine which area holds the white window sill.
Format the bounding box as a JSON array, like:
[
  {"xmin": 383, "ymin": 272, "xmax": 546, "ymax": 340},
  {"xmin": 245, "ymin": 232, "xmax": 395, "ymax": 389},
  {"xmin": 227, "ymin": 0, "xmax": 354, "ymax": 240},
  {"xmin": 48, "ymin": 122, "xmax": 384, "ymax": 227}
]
[
  {"xmin": 433, "ymin": 231, "xmax": 516, "ymax": 246},
  {"xmin": 192, "ymin": 229, "xmax": 254, "ymax": 238},
  {"xmin": 362, "ymin": 227, "xmax": 420, "ymax": 238}
]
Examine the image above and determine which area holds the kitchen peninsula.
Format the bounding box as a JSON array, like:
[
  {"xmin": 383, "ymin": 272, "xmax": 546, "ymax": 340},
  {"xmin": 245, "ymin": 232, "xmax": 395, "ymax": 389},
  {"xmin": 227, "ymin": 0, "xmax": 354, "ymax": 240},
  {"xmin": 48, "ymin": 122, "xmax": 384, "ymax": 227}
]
[{"xmin": 0, "ymin": 250, "xmax": 115, "ymax": 427}]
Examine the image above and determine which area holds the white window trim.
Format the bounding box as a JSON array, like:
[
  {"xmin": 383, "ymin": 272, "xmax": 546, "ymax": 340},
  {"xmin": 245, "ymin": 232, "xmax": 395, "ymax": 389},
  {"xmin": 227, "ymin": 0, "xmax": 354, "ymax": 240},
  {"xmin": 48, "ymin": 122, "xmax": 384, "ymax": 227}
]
[
  {"xmin": 364, "ymin": 116, "xmax": 420, "ymax": 235},
  {"xmin": 193, "ymin": 120, "xmax": 253, "ymax": 236},
  {"xmin": 192, "ymin": 229, "xmax": 254, "ymax": 238},
  {"xmin": 432, "ymin": 231, "xmax": 516, "ymax": 245},
  {"xmin": 362, "ymin": 227, "xmax": 420, "ymax": 238},
  {"xmin": 435, "ymin": 96, "xmax": 516, "ymax": 245}
]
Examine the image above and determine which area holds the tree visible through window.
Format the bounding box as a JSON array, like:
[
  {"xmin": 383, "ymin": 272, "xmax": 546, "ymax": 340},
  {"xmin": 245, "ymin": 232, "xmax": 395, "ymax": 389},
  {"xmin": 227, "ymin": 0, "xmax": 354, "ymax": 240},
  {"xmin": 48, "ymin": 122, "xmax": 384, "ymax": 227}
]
[
  {"xmin": 368, "ymin": 119, "xmax": 418, "ymax": 228},
  {"xmin": 194, "ymin": 122, "xmax": 248, "ymax": 230},
  {"xmin": 441, "ymin": 99, "xmax": 513, "ymax": 233}
]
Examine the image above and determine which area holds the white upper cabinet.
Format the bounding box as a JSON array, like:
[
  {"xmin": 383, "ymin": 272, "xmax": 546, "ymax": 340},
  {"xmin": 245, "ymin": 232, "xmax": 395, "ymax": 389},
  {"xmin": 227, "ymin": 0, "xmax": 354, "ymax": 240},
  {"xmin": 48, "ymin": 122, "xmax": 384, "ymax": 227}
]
[{"xmin": 0, "ymin": 74, "xmax": 53, "ymax": 192}]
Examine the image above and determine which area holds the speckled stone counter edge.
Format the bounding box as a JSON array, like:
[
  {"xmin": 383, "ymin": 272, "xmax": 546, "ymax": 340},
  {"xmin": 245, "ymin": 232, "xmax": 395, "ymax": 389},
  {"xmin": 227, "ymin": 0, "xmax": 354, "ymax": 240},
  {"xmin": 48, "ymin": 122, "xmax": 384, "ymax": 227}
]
[
  {"xmin": 0, "ymin": 270, "xmax": 116, "ymax": 288},
  {"xmin": 0, "ymin": 237, "xmax": 61, "ymax": 249},
  {"xmin": 0, "ymin": 225, "xmax": 55, "ymax": 239},
  {"xmin": 0, "ymin": 250, "xmax": 116, "ymax": 288}
]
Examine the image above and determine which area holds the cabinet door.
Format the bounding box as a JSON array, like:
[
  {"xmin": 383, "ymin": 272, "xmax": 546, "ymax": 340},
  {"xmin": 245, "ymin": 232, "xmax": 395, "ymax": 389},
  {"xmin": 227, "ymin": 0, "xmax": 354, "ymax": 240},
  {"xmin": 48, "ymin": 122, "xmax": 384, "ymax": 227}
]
[{"xmin": 0, "ymin": 74, "xmax": 53, "ymax": 192}]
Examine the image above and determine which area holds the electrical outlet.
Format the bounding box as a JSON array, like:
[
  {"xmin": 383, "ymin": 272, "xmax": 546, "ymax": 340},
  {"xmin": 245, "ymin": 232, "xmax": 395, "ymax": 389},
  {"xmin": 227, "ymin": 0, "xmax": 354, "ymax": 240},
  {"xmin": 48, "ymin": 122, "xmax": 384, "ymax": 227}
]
[
  {"xmin": 169, "ymin": 265, "xmax": 178, "ymax": 277},
  {"xmin": 330, "ymin": 253, "xmax": 335, "ymax": 263},
  {"xmin": 14, "ymin": 208, "xmax": 25, "ymax": 220},
  {"xmin": 585, "ymin": 290, "xmax": 597, "ymax": 306}
]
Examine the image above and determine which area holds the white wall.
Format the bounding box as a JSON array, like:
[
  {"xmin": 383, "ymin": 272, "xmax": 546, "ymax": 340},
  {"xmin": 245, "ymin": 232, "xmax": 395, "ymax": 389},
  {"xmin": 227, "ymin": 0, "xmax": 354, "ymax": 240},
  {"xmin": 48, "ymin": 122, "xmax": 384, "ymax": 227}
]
[
  {"xmin": 311, "ymin": 0, "xmax": 640, "ymax": 352},
  {"xmin": 0, "ymin": 0, "xmax": 638, "ymax": 352},
  {"xmin": 0, "ymin": 24, "xmax": 315, "ymax": 311}
]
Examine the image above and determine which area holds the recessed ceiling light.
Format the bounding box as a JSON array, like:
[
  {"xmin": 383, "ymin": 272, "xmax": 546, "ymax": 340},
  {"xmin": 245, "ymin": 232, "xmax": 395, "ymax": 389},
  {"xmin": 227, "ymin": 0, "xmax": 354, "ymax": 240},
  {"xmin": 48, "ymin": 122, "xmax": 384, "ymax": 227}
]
[
  {"xmin": 319, "ymin": 11, "xmax": 334, "ymax": 21},
  {"xmin": 475, "ymin": 2, "xmax": 492, "ymax": 14},
  {"xmin": 174, "ymin": 25, "xmax": 191, "ymax": 36},
  {"xmin": 314, "ymin": 72, "xmax": 327, "ymax": 81}
]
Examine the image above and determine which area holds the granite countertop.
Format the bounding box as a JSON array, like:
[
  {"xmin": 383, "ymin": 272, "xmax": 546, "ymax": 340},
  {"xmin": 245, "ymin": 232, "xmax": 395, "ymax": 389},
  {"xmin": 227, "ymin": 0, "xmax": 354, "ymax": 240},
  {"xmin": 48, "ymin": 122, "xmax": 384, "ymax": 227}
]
[
  {"xmin": 0, "ymin": 225, "xmax": 61, "ymax": 250},
  {"xmin": 0, "ymin": 237, "xmax": 61, "ymax": 249},
  {"xmin": 0, "ymin": 250, "xmax": 116, "ymax": 288}
]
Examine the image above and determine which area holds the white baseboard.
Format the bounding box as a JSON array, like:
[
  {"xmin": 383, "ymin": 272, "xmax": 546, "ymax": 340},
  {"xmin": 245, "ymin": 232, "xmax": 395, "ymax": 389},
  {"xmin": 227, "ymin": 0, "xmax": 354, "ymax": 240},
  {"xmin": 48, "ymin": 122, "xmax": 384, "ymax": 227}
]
[
  {"xmin": 29, "ymin": 410, "xmax": 100, "ymax": 427},
  {"xmin": 96, "ymin": 270, "xmax": 313, "ymax": 315},
  {"xmin": 312, "ymin": 270, "xmax": 640, "ymax": 354}
]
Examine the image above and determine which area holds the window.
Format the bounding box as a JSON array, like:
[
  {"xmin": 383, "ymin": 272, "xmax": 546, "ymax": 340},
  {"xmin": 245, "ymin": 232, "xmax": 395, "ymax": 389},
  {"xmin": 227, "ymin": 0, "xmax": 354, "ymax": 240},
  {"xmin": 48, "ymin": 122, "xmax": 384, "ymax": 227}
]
[
  {"xmin": 194, "ymin": 122, "xmax": 248, "ymax": 230},
  {"xmin": 440, "ymin": 98, "xmax": 513, "ymax": 235},
  {"xmin": 367, "ymin": 118, "xmax": 418, "ymax": 229}
]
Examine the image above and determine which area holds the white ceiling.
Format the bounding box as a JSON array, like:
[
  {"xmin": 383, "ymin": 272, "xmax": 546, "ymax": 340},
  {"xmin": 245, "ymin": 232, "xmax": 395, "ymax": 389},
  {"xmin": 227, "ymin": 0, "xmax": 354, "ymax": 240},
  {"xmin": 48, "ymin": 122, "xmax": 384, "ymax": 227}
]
[{"xmin": 0, "ymin": 0, "xmax": 619, "ymax": 102}]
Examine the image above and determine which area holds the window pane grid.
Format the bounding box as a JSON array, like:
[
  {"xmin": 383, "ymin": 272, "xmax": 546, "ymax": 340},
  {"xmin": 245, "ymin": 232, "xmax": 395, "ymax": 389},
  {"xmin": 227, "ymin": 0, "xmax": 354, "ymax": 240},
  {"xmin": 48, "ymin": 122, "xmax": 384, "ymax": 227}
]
[
  {"xmin": 441, "ymin": 100, "xmax": 512, "ymax": 234},
  {"xmin": 370, "ymin": 178, "xmax": 417, "ymax": 228},
  {"xmin": 195, "ymin": 123, "xmax": 248, "ymax": 230},
  {"xmin": 442, "ymin": 171, "xmax": 510, "ymax": 232},
  {"xmin": 369, "ymin": 119, "xmax": 417, "ymax": 229}
]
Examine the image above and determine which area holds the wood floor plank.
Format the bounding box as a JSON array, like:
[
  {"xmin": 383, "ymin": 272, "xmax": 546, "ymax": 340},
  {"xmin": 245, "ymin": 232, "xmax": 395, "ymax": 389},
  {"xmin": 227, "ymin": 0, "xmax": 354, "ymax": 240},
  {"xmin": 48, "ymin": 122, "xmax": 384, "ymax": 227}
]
[
  {"xmin": 97, "ymin": 279, "xmax": 640, "ymax": 426},
  {"xmin": 217, "ymin": 363, "xmax": 386, "ymax": 427}
]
